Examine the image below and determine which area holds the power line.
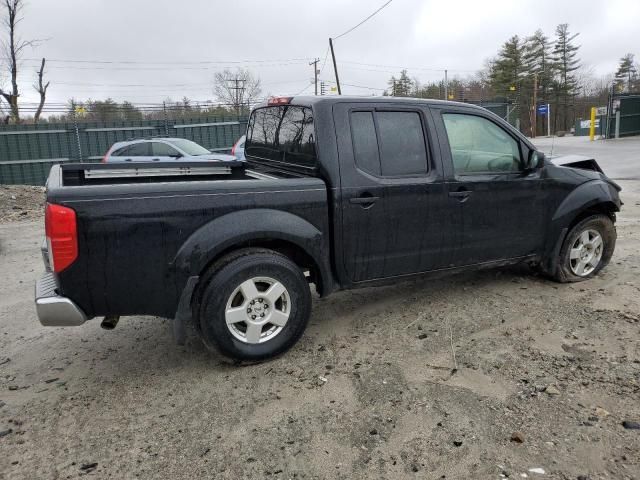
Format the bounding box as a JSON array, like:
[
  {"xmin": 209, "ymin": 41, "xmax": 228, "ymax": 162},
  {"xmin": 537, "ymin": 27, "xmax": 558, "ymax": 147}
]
[
  {"xmin": 319, "ymin": 46, "xmax": 330, "ymax": 76},
  {"xmin": 14, "ymin": 78, "xmax": 309, "ymax": 89},
  {"xmin": 8, "ymin": 57, "xmax": 314, "ymax": 65},
  {"xmin": 9, "ymin": 61, "xmax": 313, "ymax": 71},
  {"xmin": 340, "ymin": 60, "xmax": 477, "ymax": 73},
  {"xmin": 319, "ymin": 79, "xmax": 386, "ymax": 91},
  {"xmin": 333, "ymin": 0, "xmax": 394, "ymax": 41},
  {"xmin": 292, "ymin": 83, "xmax": 313, "ymax": 96}
]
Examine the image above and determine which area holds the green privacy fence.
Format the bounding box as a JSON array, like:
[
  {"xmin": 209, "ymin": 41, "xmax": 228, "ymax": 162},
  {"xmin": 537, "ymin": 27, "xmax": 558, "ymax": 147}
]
[
  {"xmin": 0, "ymin": 115, "xmax": 248, "ymax": 185},
  {"xmin": 605, "ymin": 94, "xmax": 640, "ymax": 138}
]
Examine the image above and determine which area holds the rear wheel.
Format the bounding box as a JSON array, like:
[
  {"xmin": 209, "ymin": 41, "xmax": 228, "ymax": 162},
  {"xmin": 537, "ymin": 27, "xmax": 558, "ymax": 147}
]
[
  {"xmin": 552, "ymin": 214, "xmax": 616, "ymax": 282},
  {"xmin": 195, "ymin": 249, "xmax": 311, "ymax": 361}
]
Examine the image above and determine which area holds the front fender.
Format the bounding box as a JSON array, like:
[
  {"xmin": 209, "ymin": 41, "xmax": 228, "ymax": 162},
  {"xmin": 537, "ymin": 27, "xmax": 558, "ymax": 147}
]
[
  {"xmin": 551, "ymin": 179, "xmax": 620, "ymax": 227},
  {"xmin": 172, "ymin": 208, "xmax": 333, "ymax": 293},
  {"xmin": 543, "ymin": 179, "xmax": 621, "ymax": 266}
]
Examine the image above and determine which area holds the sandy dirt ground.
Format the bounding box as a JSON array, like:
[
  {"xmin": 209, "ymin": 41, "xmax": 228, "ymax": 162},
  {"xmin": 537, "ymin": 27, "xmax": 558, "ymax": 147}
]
[
  {"xmin": 0, "ymin": 185, "xmax": 45, "ymax": 223},
  {"xmin": 0, "ymin": 180, "xmax": 639, "ymax": 480}
]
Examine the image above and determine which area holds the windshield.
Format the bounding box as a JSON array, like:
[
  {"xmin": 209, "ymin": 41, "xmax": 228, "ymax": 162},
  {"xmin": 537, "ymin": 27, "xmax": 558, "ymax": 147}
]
[{"xmin": 166, "ymin": 139, "xmax": 211, "ymax": 156}]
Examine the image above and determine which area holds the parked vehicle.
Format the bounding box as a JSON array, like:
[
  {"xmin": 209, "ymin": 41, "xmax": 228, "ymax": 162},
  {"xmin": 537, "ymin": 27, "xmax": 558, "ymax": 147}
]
[
  {"xmin": 231, "ymin": 135, "xmax": 246, "ymax": 160},
  {"xmin": 36, "ymin": 96, "xmax": 621, "ymax": 361},
  {"xmin": 102, "ymin": 138, "xmax": 236, "ymax": 163}
]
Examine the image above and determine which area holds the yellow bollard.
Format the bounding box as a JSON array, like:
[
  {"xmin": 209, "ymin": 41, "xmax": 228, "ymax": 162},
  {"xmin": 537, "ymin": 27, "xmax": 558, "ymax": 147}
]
[{"xmin": 589, "ymin": 107, "xmax": 596, "ymax": 141}]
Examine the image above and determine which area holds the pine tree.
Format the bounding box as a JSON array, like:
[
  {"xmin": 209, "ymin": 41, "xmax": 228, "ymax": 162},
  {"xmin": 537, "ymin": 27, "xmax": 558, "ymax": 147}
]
[
  {"xmin": 387, "ymin": 70, "xmax": 413, "ymax": 97},
  {"xmin": 490, "ymin": 36, "xmax": 527, "ymax": 94},
  {"xmin": 525, "ymin": 30, "xmax": 554, "ymax": 100},
  {"xmin": 551, "ymin": 24, "xmax": 580, "ymax": 131},
  {"xmin": 524, "ymin": 30, "xmax": 554, "ymax": 134},
  {"xmin": 387, "ymin": 75, "xmax": 397, "ymax": 96},
  {"xmin": 614, "ymin": 53, "xmax": 638, "ymax": 93},
  {"xmin": 489, "ymin": 35, "xmax": 528, "ymax": 126}
]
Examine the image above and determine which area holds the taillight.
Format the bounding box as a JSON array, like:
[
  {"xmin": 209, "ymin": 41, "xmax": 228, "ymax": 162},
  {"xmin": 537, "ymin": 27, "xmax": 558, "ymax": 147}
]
[
  {"xmin": 45, "ymin": 203, "xmax": 78, "ymax": 273},
  {"xmin": 101, "ymin": 147, "xmax": 112, "ymax": 163},
  {"xmin": 231, "ymin": 141, "xmax": 237, "ymax": 156}
]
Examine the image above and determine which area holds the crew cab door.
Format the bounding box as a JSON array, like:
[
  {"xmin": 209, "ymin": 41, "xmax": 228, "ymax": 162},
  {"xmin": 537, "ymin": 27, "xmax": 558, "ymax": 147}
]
[
  {"xmin": 433, "ymin": 108, "xmax": 546, "ymax": 265},
  {"xmin": 334, "ymin": 103, "xmax": 452, "ymax": 283}
]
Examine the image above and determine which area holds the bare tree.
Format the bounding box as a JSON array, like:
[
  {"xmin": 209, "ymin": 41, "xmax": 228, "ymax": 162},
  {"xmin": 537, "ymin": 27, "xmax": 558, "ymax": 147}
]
[
  {"xmin": 0, "ymin": 0, "xmax": 47, "ymax": 123},
  {"xmin": 213, "ymin": 68, "xmax": 261, "ymax": 114},
  {"xmin": 33, "ymin": 57, "xmax": 49, "ymax": 123}
]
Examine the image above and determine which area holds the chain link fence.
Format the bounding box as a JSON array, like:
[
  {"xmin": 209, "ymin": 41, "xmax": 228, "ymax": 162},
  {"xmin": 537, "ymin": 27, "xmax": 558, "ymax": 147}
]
[{"xmin": 0, "ymin": 114, "xmax": 248, "ymax": 185}]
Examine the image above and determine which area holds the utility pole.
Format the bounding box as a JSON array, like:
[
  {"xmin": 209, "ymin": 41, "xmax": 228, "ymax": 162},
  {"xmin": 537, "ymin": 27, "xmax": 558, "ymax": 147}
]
[
  {"xmin": 329, "ymin": 38, "xmax": 342, "ymax": 95},
  {"xmin": 444, "ymin": 69, "xmax": 448, "ymax": 100},
  {"xmin": 228, "ymin": 78, "xmax": 246, "ymax": 116},
  {"xmin": 309, "ymin": 58, "xmax": 320, "ymax": 96},
  {"xmin": 532, "ymin": 72, "xmax": 538, "ymax": 138}
]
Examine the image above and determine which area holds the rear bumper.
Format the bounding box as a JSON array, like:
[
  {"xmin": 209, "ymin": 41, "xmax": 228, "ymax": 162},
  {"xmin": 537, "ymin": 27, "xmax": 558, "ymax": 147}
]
[{"xmin": 35, "ymin": 272, "xmax": 87, "ymax": 326}]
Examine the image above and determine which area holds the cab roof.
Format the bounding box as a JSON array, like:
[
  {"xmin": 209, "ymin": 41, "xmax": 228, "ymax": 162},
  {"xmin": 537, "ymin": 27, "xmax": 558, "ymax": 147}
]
[{"xmin": 257, "ymin": 95, "xmax": 485, "ymax": 111}]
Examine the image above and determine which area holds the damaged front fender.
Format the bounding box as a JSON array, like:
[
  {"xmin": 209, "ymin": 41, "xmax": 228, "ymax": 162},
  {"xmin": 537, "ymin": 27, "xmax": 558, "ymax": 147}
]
[{"xmin": 543, "ymin": 179, "xmax": 621, "ymax": 272}]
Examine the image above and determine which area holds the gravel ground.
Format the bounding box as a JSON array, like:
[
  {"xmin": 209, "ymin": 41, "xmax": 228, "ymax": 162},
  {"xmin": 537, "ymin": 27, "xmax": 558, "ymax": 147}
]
[
  {"xmin": 0, "ymin": 181, "xmax": 639, "ymax": 480},
  {"xmin": 0, "ymin": 185, "xmax": 45, "ymax": 223}
]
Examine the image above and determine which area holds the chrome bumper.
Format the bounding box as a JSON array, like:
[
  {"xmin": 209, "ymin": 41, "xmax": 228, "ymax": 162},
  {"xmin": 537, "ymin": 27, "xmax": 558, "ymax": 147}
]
[{"xmin": 35, "ymin": 272, "xmax": 87, "ymax": 326}]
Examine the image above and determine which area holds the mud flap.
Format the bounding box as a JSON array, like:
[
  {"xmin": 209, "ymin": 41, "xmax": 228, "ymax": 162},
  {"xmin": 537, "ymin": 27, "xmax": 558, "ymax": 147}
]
[
  {"xmin": 548, "ymin": 227, "xmax": 569, "ymax": 275},
  {"xmin": 172, "ymin": 276, "xmax": 199, "ymax": 346}
]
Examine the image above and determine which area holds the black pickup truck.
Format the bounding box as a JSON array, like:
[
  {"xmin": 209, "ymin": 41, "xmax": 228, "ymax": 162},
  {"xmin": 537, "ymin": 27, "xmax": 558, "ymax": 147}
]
[{"xmin": 36, "ymin": 96, "xmax": 622, "ymax": 360}]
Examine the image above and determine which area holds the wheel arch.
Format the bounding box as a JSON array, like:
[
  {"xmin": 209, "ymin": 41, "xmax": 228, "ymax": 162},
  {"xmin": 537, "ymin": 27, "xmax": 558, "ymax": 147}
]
[
  {"xmin": 172, "ymin": 209, "xmax": 335, "ymax": 301},
  {"xmin": 543, "ymin": 183, "xmax": 619, "ymax": 274}
]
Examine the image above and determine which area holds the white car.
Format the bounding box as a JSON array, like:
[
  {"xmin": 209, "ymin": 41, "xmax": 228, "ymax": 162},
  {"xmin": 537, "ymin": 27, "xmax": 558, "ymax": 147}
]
[{"xmin": 102, "ymin": 138, "xmax": 236, "ymax": 163}]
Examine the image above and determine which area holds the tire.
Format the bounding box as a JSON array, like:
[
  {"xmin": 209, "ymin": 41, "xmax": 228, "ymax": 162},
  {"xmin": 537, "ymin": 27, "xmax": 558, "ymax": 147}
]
[
  {"xmin": 195, "ymin": 248, "xmax": 311, "ymax": 361},
  {"xmin": 552, "ymin": 214, "xmax": 616, "ymax": 283}
]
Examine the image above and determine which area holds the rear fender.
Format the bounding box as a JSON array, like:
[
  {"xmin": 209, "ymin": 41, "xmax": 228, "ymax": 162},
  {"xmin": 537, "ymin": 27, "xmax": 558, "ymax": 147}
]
[{"xmin": 172, "ymin": 208, "xmax": 333, "ymax": 297}]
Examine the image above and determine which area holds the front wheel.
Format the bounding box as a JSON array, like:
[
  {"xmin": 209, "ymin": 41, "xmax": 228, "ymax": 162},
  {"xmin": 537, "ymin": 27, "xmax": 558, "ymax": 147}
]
[
  {"xmin": 195, "ymin": 249, "xmax": 311, "ymax": 361},
  {"xmin": 552, "ymin": 214, "xmax": 616, "ymax": 283}
]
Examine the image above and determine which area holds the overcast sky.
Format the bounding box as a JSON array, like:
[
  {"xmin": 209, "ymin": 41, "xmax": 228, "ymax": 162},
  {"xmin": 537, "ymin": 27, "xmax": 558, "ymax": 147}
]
[{"xmin": 6, "ymin": 0, "xmax": 640, "ymax": 110}]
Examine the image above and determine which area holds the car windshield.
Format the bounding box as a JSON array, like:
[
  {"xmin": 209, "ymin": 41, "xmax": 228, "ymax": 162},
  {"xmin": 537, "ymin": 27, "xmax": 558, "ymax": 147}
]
[{"xmin": 166, "ymin": 139, "xmax": 210, "ymax": 156}]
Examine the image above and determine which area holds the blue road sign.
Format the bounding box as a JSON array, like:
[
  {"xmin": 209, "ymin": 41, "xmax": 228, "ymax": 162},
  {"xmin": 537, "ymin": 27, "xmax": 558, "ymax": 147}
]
[{"xmin": 537, "ymin": 104, "xmax": 548, "ymax": 115}]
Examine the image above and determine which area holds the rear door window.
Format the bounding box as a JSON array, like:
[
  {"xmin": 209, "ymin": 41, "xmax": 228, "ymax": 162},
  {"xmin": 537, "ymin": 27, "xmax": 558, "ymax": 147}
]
[
  {"xmin": 245, "ymin": 105, "xmax": 316, "ymax": 171},
  {"xmin": 349, "ymin": 109, "xmax": 428, "ymax": 177},
  {"xmin": 350, "ymin": 111, "xmax": 381, "ymax": 175},
  {"xmin": 377, "ymin": 111, "xmax": 427, "ymax": 176}
]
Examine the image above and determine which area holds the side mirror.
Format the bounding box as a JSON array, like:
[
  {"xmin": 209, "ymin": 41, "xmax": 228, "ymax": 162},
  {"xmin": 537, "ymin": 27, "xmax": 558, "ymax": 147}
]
[
  {"xmin": 170, "ymin": 153, "xmax": 183, "ymax": 159},
  {"xmin": 525, "ymin": 150, "xmax": 545, "ymax": 170}
]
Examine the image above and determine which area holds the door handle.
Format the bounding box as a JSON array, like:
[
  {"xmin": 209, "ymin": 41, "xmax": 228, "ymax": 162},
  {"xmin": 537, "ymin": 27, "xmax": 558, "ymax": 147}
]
[
  {"xmin": 349, "ymin": 195, "xmax": 379, "ymax": 206},
  {"xmin": 448, "ymin": 189, "xmax": 472, "ymax": 202},
  {"xmin": 152, "ymin": 158, "xmax": 160, "ymax": 161},
  {"xmin": 124, "ymin": 159, "xmax": 132, "ymax": 162}
]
